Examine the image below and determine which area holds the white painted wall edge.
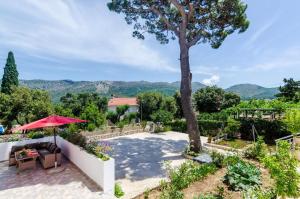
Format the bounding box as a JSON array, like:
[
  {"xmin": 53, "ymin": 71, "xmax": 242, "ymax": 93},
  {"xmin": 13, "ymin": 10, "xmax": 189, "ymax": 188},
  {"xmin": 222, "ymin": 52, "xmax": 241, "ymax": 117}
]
[{"xmin": 0, "ymin": 136, "xmax": 115, "ymax": 195}]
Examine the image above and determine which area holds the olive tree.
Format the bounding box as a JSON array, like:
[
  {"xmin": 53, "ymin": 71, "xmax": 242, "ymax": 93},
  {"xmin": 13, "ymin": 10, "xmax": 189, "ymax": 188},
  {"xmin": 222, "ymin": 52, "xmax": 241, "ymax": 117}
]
[{"xmin": 107, "ymin": 0, "xmax": 249, "ymax": 152}]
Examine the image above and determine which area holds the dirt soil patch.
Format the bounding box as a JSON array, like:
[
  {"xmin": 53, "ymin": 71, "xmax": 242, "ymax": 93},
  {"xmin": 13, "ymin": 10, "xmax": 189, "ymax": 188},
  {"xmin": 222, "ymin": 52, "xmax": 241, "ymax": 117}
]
[
  {"xmin": 216, "ymin": 139, "xmax": 252, "ymax": 149},
  {"xmin": 134, "ymin": 161, "xmax": 273, "ymax": 199},
  {"xmin": 183, "ymin": 161, "xmax": 273, "ymax": 199}
]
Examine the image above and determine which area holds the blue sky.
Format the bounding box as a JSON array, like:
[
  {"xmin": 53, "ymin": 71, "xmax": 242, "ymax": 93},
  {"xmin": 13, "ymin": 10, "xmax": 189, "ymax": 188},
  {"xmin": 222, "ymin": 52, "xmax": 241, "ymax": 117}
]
[{"xmin": 0, "ymin": 0, "xmax": 299, "ymax": 88}]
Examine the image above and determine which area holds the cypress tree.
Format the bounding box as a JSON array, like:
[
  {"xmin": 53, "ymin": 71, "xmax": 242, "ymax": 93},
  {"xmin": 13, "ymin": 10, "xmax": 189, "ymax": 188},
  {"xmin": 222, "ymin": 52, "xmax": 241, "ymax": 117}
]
[{"xmin": 1, "ymin": 51, "xmax": 19, "ymax": 94}]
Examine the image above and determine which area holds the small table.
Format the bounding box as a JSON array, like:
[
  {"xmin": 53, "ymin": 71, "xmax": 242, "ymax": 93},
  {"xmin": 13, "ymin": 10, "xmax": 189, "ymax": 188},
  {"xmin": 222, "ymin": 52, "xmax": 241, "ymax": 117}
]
[{"xmin": 15, "ymin": 149, "xmax": 39, "ymax": 173}]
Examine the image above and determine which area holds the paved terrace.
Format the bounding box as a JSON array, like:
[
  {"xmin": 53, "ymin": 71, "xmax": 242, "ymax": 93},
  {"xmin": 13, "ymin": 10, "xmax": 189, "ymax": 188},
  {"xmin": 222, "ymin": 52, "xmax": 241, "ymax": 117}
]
[
  {"xmin": 105, "ymin": 131, "xmax": 208, "ymax": 199},
  {"xmin": 0, "ymin": 157, "xmax": 112, "ymax": 199}
]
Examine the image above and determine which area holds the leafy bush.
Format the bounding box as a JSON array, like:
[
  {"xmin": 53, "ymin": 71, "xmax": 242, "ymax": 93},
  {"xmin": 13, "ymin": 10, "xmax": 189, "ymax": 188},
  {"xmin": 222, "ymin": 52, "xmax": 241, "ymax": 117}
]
[
  {"xmin": 198, "ymin": 120, "xmax": 224, "ymax": 136},
  {"xmin": 167, "ymin": 119, "xmax": 224, "ymax": 136},
  {"xmin": 150, "ymin": 109, "xmax": 174, "ymax": 124},
  {"xmin": 283, "ymin": 109, "xmax": 300, "ymax": 134},
  {"xmin": 166, "ymin": 119, "xmax": 187, "ymax": 132},
  {"xmin": 115, "ymin": 183, "xmax": 125, "ymax": 198},
  {"xmin": 116, "ymin": 120, "xmax": 126, "ymax": 129},
  {"xmin": 262, "ymin": 140, "xmax": 300, "ymax": 198},
  {"xmin": 159, "ymin": 161, "xmax": 218, "ymax": 199},
  {"xmin": 223, "ymin": 155, "xmax": 242, "ymax": 166},
  {"xmin": 198, "ymin": 111, "xmax": 229, "ymax": 121},
  {"xmin": 154, "ymin": 125, "xmax": 171, "ymax": 133},
  {"xmin": 27, "ymin": 131, "xmax": 44, "ymax": 139},
  {"xmin": 243, "ymin": 136, "xmax": 267, "ymax": 160},
  {"xmin": 210, "ymin": 151, "xmax": 225, "ymax": 168},
  {"xmin": 159, "ymin": 180, "xmax": 184, "ymax": 199},
  {"xmin": 166, "ymin": 161, "xmax": 217, "ymax": 190},
  {"xmin": 224, "ymin": 118, "xmax": 240, "ymax": 138},
  {"xmin": 239, "ymin": 118, "xmax": 290, "ymax": 144},
  {"xmin": 243, "ymin": 187, "xmax": 276, "ymax": 199},
  {"xmin": 59, "ymin": 130, "xmax": 86, "ymax": 148},
  {"xmin": 85, "ymin": 141, "xmax": 111, "ymax": 161},
  {"xmin": 224, "ymin": 159, "xmax": 261, "ymax": 191},
  {"xmin": 194, "ymin": 194, "xmax": 222, "ymax": 199},
  {"xmin": 87, "ymin": 123, "xmax": 96, "ymax": 131}
]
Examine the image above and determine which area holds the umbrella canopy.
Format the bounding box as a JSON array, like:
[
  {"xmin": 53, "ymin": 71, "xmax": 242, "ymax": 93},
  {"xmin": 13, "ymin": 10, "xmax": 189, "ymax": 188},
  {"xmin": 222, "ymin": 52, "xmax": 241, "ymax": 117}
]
[{"xmin": 12, "ymin": 115, "xmax": 87, "ymax": 132}]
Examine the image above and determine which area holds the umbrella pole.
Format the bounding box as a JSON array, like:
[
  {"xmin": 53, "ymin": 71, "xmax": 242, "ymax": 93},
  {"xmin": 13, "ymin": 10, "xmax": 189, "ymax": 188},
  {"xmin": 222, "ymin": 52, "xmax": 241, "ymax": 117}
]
[{"xmin": 54, "ymin": 128, "xmax": 57, "ymax": 168}]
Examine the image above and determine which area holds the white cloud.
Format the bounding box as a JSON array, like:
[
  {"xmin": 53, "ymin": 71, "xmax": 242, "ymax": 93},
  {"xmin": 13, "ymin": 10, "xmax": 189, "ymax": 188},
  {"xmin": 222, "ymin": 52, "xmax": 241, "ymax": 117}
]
[
  {"xmin": 248, "ymin": 47, "xmax": 300, "ymax": 71},
  {"xmin": 202, "ymin": 75, "xmax": 220, "ymax": 86},
  {"xmin": 0, "ymin": 0, "xmax": 176, "ymax": 72}
]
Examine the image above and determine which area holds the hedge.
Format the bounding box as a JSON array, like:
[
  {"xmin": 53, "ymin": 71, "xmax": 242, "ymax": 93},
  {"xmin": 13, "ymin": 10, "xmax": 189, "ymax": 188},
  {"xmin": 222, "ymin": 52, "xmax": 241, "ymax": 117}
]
[
  {"xmin": 239, "ymin": 118, "xmax": 291, "ymax": 144},
  {"xmin": 167, "ymin": 119, "xmax": 224, "ymax": 136}
]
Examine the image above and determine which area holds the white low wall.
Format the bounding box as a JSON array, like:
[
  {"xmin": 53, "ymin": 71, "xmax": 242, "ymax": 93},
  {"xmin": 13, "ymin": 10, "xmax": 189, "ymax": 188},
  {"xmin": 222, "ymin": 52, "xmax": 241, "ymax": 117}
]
[
  {"xmin": 56, "ymin": 136, "xmax": 115, "ymax": 194},
  {"xmin": 0, "ymin": 136, "xmax": 115, "ymax": 195},
  {"xmin": 0, "ymin": 136, "xmax": 53, "ymax": 161}
]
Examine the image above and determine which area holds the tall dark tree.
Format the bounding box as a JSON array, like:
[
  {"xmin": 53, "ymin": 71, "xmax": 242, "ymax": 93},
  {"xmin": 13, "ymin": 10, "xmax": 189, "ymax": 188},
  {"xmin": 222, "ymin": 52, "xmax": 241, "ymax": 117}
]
[
  {"xmin": 174, "ymin": 91, "xmax": 184, "ymax": 119},
  {"xmin": 276, "ymin": 78, "xmax": 300, "ymax": 102},
  {"xmin": 1, "ymin": 51, "xmax": 19, "ymax": 94},
  {"xmin": 108, "ymin": 0, "xmax": 249, "ymax": 152},
  {"xmin": 194, "ymin": 86, "xmax": 225, "ymax": 113}
]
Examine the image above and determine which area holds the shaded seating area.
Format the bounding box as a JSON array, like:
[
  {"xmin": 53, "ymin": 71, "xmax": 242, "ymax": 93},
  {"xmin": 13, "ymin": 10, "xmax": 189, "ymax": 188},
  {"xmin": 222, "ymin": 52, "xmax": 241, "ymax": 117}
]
[{"xmin": 9, "ymin": 142, "xmax": 62, "ymax": 169}]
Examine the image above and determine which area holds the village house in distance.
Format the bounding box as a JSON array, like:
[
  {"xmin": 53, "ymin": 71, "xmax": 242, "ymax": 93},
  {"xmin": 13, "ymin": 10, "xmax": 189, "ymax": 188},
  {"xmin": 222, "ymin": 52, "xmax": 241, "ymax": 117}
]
[{"xmin": 108, "ymin": 97, "xmax": 138, "ymax": 113}]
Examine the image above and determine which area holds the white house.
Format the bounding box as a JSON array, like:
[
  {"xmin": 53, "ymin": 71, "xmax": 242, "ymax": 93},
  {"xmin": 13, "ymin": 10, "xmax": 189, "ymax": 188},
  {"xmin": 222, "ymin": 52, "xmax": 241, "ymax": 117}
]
[{"xmin": 108, "ymin": 97, "xmax": 138, "ymax": 113}]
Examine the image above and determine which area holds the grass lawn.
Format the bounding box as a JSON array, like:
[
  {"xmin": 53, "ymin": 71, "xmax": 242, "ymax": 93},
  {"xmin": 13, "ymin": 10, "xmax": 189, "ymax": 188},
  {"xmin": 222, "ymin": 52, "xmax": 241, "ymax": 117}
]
[{"xmin": 216, "ymin": 139, "xmax": 252, "ymax": 149}]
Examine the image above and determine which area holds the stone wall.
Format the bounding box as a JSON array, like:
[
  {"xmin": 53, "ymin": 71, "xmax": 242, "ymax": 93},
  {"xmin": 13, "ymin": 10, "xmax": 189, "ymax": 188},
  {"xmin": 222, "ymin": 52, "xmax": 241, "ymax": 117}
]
[{"xmin": 82, "ymin": 125, "xmax": 145, "ymax": 141}]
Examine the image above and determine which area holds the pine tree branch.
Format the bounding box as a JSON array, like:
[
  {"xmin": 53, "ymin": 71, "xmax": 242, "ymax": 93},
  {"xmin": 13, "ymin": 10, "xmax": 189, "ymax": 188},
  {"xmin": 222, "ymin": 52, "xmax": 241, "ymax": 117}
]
[{"xmin": 150, "ymin": 6, "xmax": 179, "ymax": 36}]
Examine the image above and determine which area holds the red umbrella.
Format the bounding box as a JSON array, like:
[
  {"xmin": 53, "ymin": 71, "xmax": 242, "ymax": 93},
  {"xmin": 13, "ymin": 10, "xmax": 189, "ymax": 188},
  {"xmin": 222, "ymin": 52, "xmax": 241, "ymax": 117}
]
[
  {"xmin": 13, "ymin": 115, "xmax": 87, "ymax": 132},
  {"xmin": 12, "ymin": 115, "xmax": 87, "ymax": 168}
]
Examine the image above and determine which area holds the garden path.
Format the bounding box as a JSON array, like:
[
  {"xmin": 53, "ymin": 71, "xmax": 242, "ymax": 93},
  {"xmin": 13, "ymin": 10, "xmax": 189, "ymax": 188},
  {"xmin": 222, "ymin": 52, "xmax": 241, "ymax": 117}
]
[{"xmin": 104, "ymin": 131, "xmax": 208, "ymax": 199}]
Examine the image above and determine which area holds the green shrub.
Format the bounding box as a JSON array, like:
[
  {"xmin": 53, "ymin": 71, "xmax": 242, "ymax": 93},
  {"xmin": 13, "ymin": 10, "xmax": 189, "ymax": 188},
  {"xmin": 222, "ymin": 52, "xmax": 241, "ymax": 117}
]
[
  {"xmin": 150, "ymin": 109, "xmax": 174, "ymax": 124},
  {"xmin": 283, "ymin": 109, "xmax": 300, "ymax": 134},
  {"xmin": 68, "ymin": 123, "xmax": 79, "ymax": 133},
  {"xmin": 198, "ymin": 120, "xmax": 224, "ymax": 136},
  {"xmin": 59, "ymin": 130, "xmax": 86, "ymax": 148},
  {"xmin": 159, "ymin": 180, "xmax": 184, "ymax": 199},
  {"xmin": 166, "ymin": 119, "xmax": 187, "ymax": 132},
  {"xmin": 115, "ymin": 183, "xmax": 125, "ymax": 198},
  {"xmin": 141, "ymin": 120, "xmax": 147, "ymax": 130},
  {"xmin": 27, "ymin": 131, "xmax": 44, "ymax": 139},
  {"xmin": 239, "ymin": 118, "xmax": 290, "ymax": 144},
  {"xmin": 167, "ymin": 119, "xmax": 224, "ymax": 136},
  {"xmin": 166, "ymin": 161, "xmax": 217, "ymax": 190},
  {"xmin": 224, "ymin": 118, "xmax": 241, "ymax": 138},
  {"xmin": 224, "ymin": 158, "xmax": 261, "ymax": 191},
  {"xmin": 243, "ymin": 136, "xmax": 267, "ymax": 160},
  {"xmin": 223, "ymin": 155, "xmax": 242, "ymax": 166},
  {"xmin": 159, "ymin": 161, "xmax": 218, "ymax": 199},
  {"xmin": 194, "ymin": 193, "xmax": 221, "ymax": 199},
  {"xmin": 116, "ymin": 120, "xmax": 126, "ymax": 129},
  {"xmin": 210, "ymin": 151, "xmax": 225, "ymax": 168},
  {"xmin": 87, "ymin": 123, "xmax": 96, "ymax": 131},
  {"xmin": 262, "ymin": 140, "xmax": 300, "ymax": 198},
  {"xmin": 85, "ymin": 141, "xmax": 111, "ymax": 161},
  {"xmin": 198, "ymin": 111, "xmax": 229, "ymax": 121},
  {"xmin": 243, "ymin": 187, "xmax": 276, "ymax": 199}
]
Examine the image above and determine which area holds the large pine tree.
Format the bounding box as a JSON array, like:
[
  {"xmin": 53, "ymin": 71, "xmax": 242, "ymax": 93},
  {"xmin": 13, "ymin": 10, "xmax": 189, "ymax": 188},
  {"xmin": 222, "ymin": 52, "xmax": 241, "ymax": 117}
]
[{"xmin": 1, "ymin": 51, "xmax": 19, "ymax": 94}]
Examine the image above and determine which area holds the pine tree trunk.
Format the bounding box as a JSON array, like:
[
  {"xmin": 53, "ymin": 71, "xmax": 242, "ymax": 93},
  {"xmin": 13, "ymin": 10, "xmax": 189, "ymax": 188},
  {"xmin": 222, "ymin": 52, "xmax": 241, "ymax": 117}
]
[{"xmin": 179, "ymin": 38, "xmax": 202, "ymax": 152}]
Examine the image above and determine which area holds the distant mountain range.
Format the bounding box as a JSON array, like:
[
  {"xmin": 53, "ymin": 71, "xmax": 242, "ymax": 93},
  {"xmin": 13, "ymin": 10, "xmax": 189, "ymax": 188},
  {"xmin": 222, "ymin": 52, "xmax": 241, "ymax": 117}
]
[
  {"xmin": 18, "ymin": 80, "xmax": 279, "ymax": 102},
  {"xmin": 226, "ymin": 84, "xmax": 279, "ymax": 100}
]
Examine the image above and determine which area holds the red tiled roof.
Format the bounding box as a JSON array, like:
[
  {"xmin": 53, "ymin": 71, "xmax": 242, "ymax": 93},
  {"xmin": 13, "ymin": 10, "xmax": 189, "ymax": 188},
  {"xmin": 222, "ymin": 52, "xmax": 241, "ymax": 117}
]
[{"xmin": 108, "ymin": 98, "xmax": 138, "ymax": 106}]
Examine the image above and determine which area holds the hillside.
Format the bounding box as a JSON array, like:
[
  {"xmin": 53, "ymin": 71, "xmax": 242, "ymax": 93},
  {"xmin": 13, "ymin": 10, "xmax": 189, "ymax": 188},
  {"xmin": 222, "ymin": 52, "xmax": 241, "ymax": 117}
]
[
  {"xmin": 225, "ymin": 84, "xmax": 279, "ymax": 100},
  {"xmin": 17, "ymin": 80, "xmax": 278, "ymax": 102},
  {"xmin": 19, "ymin": 80, "xmax": 206, "ymax": 102}
]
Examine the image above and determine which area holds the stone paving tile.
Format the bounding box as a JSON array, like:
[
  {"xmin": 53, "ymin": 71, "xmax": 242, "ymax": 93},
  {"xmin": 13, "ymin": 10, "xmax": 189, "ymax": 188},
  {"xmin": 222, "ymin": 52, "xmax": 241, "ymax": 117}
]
[
  {"xmin": 0, "ymin": 156, "xmax": 111, "ymax": 199},
  {"xmin": 104, "ymin": 132, "xmax": 207, "ymax": 199}
]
